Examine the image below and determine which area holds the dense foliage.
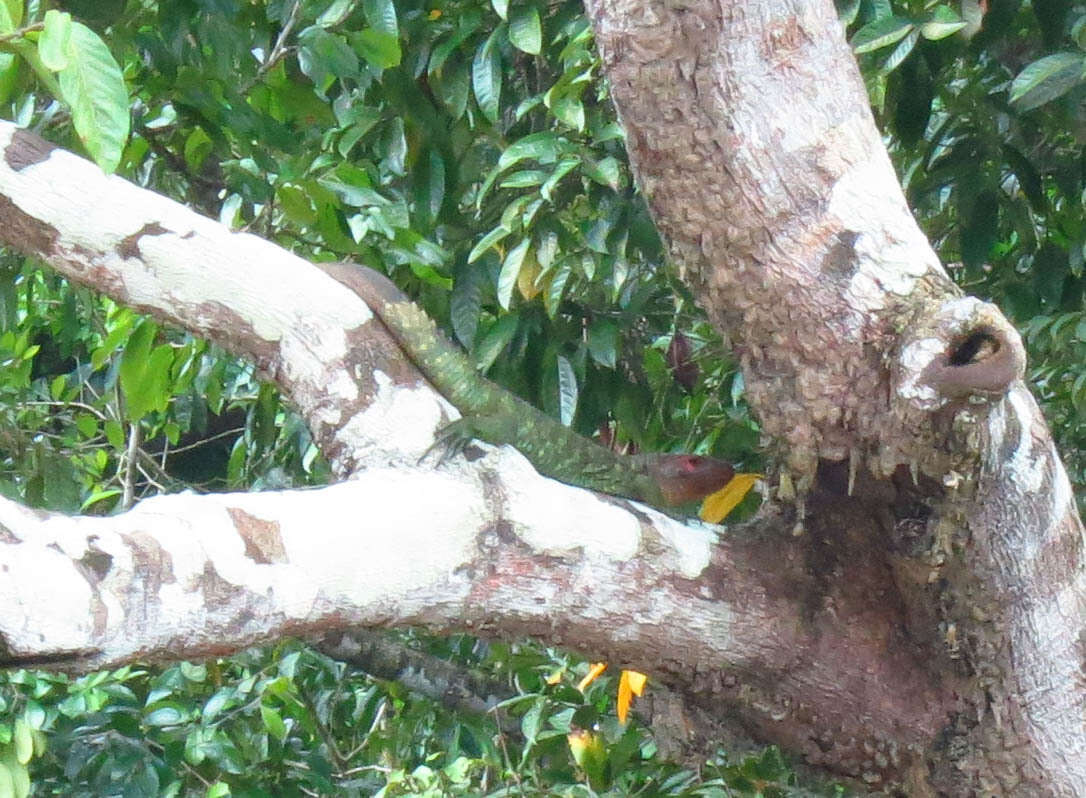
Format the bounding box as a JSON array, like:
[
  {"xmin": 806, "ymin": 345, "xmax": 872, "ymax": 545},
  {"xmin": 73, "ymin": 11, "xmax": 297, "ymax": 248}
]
[{"xmin": 0, "ymin": 0, "xmax": 1079, "ymax": 794}]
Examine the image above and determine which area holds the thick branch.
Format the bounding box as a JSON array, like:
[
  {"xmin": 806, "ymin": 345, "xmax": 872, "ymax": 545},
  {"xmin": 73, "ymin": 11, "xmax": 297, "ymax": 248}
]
[
  {"xmin": 0, "ymin": 452, "xmax": 954, "ymax": 776},
  {"xmin": 0, "ymin": 123, "xmax": 443, "ymax": 476}
]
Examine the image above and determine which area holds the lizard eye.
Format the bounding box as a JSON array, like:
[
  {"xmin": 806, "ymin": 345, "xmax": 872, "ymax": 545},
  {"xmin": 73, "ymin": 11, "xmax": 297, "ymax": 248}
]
[{"xmin": 678, "ymin": 455, "xmax": 700, "ymax": 473}]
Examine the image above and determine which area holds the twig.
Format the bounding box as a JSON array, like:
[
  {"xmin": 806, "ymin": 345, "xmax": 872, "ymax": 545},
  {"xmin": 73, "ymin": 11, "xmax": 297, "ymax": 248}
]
[
  {"xmin": 121, "ymin": 421, "xmax": 140, "ymax": 509},
  {"xmin": 242, "ymin": 0, "xmax": 303, "ymax": 93}
]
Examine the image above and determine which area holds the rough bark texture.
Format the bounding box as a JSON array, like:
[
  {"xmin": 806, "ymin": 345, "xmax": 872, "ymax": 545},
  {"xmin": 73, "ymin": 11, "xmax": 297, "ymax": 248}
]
[{"xmin": 583, "ymin": 0, "xmax": 1086, "ymax": 794}]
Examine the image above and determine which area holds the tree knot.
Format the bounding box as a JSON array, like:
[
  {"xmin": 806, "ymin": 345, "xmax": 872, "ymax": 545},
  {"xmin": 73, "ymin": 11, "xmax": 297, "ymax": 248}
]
[{"xmin": 895, "ymin": 297, "xmax": 1026, "ymax": 410}]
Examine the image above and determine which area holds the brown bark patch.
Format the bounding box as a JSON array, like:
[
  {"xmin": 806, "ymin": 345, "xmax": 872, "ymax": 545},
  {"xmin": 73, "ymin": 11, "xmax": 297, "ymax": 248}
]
[
  {"xmin": 71, "ymin": 545, "xmax": 112, "ymax": 637},
  {"xmin": 821, "ymin": 230, "xmax": 860, "ymax": 278},
  {"xmin": 117, "ymin": 222, "xmax": 170, "ymax": 260},
  {"xmin": 77, "ymin": 547, "xmax": 113, "ymax": 582},
  {"xmin": 229, "ymin": 507, "xmax": 287, "ymax": 564},
  {"xmin": 199, "ymin": 560, "xmax": 244, "ymax": 606},
  {"xmin": 5, "ymin": 128, "xmax": 57, "ymax": 170},
  {"xmin": 0, "ymin": 194, "xmax": 59, "ymax": 258},
  {"xmin": 188, "ymin": 301, "xmax": 278, "ymax": 373},
  {"xmin": 120, "ymin": 531, "xmax": 177, "ymax": 613}
]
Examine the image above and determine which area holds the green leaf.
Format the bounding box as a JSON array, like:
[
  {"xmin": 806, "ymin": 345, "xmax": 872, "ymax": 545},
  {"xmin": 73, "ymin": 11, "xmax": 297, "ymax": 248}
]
[
  {"xmin": 960, "ymin": 189, "xmax": 1000, "ymax": 269},
  {"xmin": 541, "ymin": 157, "xmax": 579, "ymax": 200},
  {"xmin": 1033, "ymin": 242, "xmax": 1068, "ymax": 306},
  {"xmin": 492, "ymin": 0, "xmax": 509, "ymax": 20},
  {"xmin": 299, "ymin": 27, "xmax": 360, "ymax": 86},
  {"xmin": 11, "ymin": 722, "xmax": 29, "ymax": 766},
  {"xmin": 500, "ymin": 169, "xmax": 547, "ymax": 188},
  {"xmin": 0, "ymin": 54, "xmax": 19, "ymax": 107},
  {"xmin": 7, "ymin": 761, "xmax": 25, "ymax": 798},
  {"xmin": 550, "ymin": 95, "xmax": 585, "ymax": 131},
  {"xmin": 508, "ymin": 5, "xmax": 542, "ymax": 55},
  {"xmin": 120, "ymin": 322, "xmax": 173, "ymax": 422},
  {"xmin": 260, "ymin": 704, "xmax": 288, "ymax": 741},
  {"xmin": 316, "ymin": 0, "xmax": 354, "ymax": 27},
  {"xmin": 21, "ymin": 707, "xmax": 41, "ymax": 734},
  {"xmin": 920, "ymin": 6, "xmax": 966, "ymax": 40},
  {"xmin": 429, "ymin": 11, "xmax": 482, "ymax": 73},
  {"xmin": 363, "ymin": 0, "xmax": 398, "ymax": 36},
  {"xmin": 183, "ymin": 127, "xmax": 212, "ymax": 171},
  {"xmin": 75, "ymin": 413, "xmax": 97, "ymax": 438},
  {"xmin": 57, "ymin": 22, "xmax": 129, "ymax": 173},
  {"xmin": 520, "ymin": 698, "xmax": 543, "ymax": 744},
  {"xmin": 0, "ymin": 760, "xmax": 14, "ymax": 798},
  {"xmin": 468, "ymin": 225, "xmax": 510, "ymax": 263},
  {"xmin": 543, "ymin": 259, "xmax": 571, "ymax": 318},
  {"xmin": 499, "ymin": 131, "xmax": 561, "ymax": 170},
  {"xmin": 412, "ymin": 148, "xmax": 445, "ymax": 230},
  {"xmin": 0, "ymin": 0, "xmax": 19, "ymax": 30},
  {"xmin": 837, "ymin": 0, "xmax": 860, "ymax": 25},
  {"xmin": 472, "ymin": 29, "xmax": 502, "ymax": 123},
  {"xmin": 1002, "ymin": 144, "xmax": 1046, "ymax": 213},
  {"xmin": 587, "ymin": 319, "xmax": 619, "ymax": 369},
  {"xmin": 556, "ymin": 354, "xmax": 578, "ymax": 426},
  {"xmin": 498, "ymin": 238, "xmax": 530, "ymax": 309},
  {"xmin": 277, "ymin": 183, "xmax": 318, "ymax": 225},
  {"xmin": 879, "ymin": 27, "xmax": 918, "ymax": 75},
  {"xmin": 851, "ymin": 16, "xmax": 914, "ymax": 53},
  {"xmin": 431, "ymin": 51, "xmax": 470, "ymax": 118},
  {"xmin": 451, "ymin": 266, "xmax": 484, "ymax": 348},
  {"xmin": 206, "ymin": 783, "xmax": 230, "ymax": 798},
  {"xmin": 39, "ymin": 10, "xmax": 72, "ymax": 72},
  {"xmin": 48, "ymin": 374, "xmax": 65, "ymax": 400},
  {"xmin": 353, "ymin": 28, "xmax": 401, "ymax": 69},
  {"xmin": 80, "ymin": 489, "xmax": 121, "ymax": 512},
  {"xmin": 583, "ymin": 156, "xmax": 622, "ymax": 190},
  {"xmin": 104, "ymin": 419, "xmax": 124, "ymax": 450},
  {"xmin": 1010, "ymin": 52, "xmax": 1086, "ymax": 112},
  {"xmin": 144, "ymin": 702, "xmax": 187, "ymax": 726},
  {"xmin": 474, "ymin": 314, "xmax": 518, "ymax": 373}
]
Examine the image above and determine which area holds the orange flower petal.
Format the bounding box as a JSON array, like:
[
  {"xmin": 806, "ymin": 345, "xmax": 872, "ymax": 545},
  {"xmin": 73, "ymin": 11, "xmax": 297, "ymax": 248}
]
[{"xmin": 577, "ymin": 662, "xmax": 607, "ymax": 692}]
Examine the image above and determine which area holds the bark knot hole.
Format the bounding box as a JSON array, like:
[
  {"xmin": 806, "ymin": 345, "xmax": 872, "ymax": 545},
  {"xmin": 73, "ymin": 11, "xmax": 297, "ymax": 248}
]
[
  {"xmin": 897, "ymin": 298, "xmax": 1026, "ymax": 408},
  {"xmin": 947, "ymin": 329, "xmax": 1000, "ymax": 367},
  {"xmin": 935, "ymin": 320, "xmax": 1023, "ymax": 397}
]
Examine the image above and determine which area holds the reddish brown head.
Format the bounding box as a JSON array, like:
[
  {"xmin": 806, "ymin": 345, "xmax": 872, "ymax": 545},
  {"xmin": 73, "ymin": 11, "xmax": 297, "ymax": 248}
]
[{"xmin": 648, "ymin": 454, "xmax": 734, "ymax": 505}]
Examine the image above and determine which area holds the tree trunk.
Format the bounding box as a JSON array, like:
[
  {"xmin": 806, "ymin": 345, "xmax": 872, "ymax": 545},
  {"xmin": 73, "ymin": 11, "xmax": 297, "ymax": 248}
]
[{"xmin": 583, "ymin": 0, "xmax": 1086, "ymax": 793}]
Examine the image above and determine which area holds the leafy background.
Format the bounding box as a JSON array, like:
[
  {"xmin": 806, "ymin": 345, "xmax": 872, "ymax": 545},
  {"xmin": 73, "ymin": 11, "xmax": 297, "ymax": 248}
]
[{"xmin": 0, "ymin": 0, "xmax": 1078, "ymax": 794}]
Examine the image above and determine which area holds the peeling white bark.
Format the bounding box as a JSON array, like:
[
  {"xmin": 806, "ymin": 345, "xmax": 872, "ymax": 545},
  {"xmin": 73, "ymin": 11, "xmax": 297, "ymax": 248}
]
[
  {"xmin": 0, "ymin": 445, "xmax": 721, "ymax": 669},
  {"xmin": 0, "ymin": 122, "xmax": 461, "ymax": 474},
  {"xmin": 0, "ymin": 128, "xmax": 371, "ymax": 343}
]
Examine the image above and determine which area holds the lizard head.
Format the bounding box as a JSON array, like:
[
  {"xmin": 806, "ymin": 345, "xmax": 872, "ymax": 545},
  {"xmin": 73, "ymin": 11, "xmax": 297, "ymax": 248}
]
[{"xmin": 648, "ymin": 454, "xmax": 735, "ymax": 506}]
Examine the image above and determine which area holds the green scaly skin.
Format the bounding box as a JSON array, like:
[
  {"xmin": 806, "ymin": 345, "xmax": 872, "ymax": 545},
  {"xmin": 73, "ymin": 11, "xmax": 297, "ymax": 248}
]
[{"xmin": 318, "ymin": 262, "xmax": 734, "ymax": 511}]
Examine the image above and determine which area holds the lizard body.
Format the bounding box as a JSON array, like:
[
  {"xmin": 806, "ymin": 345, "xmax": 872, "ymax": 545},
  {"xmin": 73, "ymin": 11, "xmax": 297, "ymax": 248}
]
[{"xmin": 318, "ymin": 262, "xmax": 733, "ymax": 511}]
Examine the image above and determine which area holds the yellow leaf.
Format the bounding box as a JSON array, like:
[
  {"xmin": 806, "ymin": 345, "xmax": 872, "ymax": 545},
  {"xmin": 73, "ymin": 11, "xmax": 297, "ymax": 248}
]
[
  {"xmin": 428, "ymin": 8, "xmax": 442, "ymax": 19},
  {"xmin": 617, "ymin": 670, "xmax": 647, "ymax": 724},
  {"xmin": 577, "ymin": 662, "xmax": 607, "ymax": 692},
  {"xmin": 546, "ymin": 667, "xmax": 565, "ymax": 685},
  {"xmin": 517, "ymin": 250, "xmax": 541, "ymax": 301},
  {"xmin": 567, "ymin": 728, "xmax": 609, "ymax": 788},
  {"xmin": 700, "ymin": 473, "xmax": 761, "ymax": 524}
]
